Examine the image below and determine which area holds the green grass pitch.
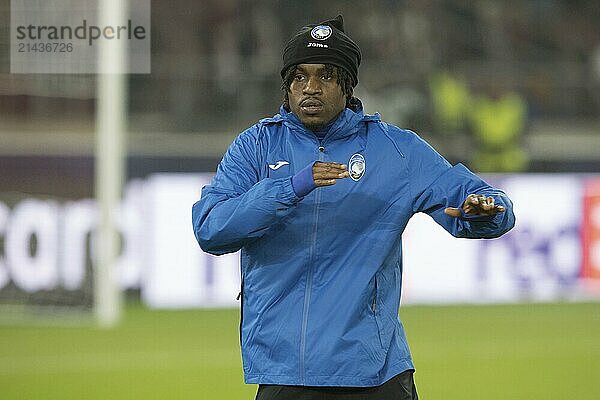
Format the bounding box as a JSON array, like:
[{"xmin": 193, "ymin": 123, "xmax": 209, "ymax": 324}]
[{"xmin": 1, "ymin": 302, "xmax": 599, "ymax": 399}]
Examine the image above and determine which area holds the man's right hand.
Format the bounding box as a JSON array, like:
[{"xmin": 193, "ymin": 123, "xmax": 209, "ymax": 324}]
[{"xmin": 313, "ymin": 161, "xmax": 349, "ymax": 186}]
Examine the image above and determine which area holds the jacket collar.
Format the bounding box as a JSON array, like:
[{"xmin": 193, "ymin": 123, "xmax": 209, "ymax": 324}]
[{"xmin": 272, "ymin": 98, "xmax": 380, "ymax": 142}]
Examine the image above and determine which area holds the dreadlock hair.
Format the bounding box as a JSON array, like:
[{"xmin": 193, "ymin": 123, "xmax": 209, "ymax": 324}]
[{"xmin": 281, "ymin": 64, "xmax": 359, "ymax": 111}]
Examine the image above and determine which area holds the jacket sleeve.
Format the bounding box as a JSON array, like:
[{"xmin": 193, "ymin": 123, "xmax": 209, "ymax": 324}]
[
  {"xmin": 192, "ymin": 128, "xmax": 302, "ymax": 255},
  {"xmin": 408, "ymin": 133, "xmax": 515, "ymax": 239}
]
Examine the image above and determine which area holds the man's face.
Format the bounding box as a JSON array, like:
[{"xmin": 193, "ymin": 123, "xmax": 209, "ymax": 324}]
[{"xmin": 287, "ymin": 64, "xmax": 347, "ymax": 131}]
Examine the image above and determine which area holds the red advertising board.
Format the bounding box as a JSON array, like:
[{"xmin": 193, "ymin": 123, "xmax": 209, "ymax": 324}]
[{"xmin": 582, "ymin": 179, "xmax": 600, "ymax": 280}]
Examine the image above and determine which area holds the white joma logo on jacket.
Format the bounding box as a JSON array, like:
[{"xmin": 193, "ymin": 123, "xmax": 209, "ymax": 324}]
[{"xmin": 268, "ymin": 161, "xmax": 289, "ymax": 170}]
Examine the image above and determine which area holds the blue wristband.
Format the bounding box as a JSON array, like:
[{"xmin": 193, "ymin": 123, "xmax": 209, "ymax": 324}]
[{"xmin": 291, "ymin": 162, "xmax": 317, "ymax": 197}]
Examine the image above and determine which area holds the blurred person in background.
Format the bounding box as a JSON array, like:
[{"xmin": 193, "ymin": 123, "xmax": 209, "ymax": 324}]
[
  {"xmin": 192, "ymin": 15, "xmax": 515, "ymax": 400},
  {"xmin": 469, "ymin": 82, "xmax": 528, "ymax": 172}
]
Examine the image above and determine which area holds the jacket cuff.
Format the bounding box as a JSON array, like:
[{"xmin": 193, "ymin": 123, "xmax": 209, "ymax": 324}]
[
  {"xmin": 291, "ymin": 162, "xmax": 317, "ymax": 198},
  {"xmin": 458, "ymin": 209, "xmax": 496, "ymax": 222}
]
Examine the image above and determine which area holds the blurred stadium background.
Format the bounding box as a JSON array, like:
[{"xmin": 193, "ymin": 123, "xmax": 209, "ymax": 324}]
[{"xmin": 1, "ymin": 0, "xmax": 599, "ymax": 399}]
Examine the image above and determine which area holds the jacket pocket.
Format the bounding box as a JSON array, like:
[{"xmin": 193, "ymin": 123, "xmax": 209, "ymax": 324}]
[
  {"xmin": 372, "ymin": 273, "xmax": 394, "ymax": 350},
  {"xmin": 238, "ymin": 277, "xmax": 244, "ymax": 347},
  {"xmin": 370, "ymin": 274, "xmax": 384, "ymax": 350}
]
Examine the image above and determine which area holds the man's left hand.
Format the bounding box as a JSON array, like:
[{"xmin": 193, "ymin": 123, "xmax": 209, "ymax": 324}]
[{"xmin": 444, "ymin": 194, "xmax": 505, "ymax": 218}]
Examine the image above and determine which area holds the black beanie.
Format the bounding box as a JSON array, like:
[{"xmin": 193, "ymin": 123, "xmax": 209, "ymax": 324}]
[{"xmin": 281, "ymin": 15, "xmax": 361, "ymax": 87}]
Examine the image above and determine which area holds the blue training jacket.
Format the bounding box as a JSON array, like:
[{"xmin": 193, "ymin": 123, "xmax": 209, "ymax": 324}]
[{"xmin": 192, "ymin": 102, "xmax": 515, "ymax": 387}]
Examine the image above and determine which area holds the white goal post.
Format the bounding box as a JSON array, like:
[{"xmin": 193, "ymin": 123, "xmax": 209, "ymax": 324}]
[{"xmin": 94, "ymin": 0, "xmax": 127, "ymax": 327}]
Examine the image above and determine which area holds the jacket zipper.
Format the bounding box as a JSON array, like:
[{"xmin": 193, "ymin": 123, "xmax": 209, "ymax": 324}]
[{"xmin": 299, "ymin": 144, "xmax": 325, "ymax": 384}]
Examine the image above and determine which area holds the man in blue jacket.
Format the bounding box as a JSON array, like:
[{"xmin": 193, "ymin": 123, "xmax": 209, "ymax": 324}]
[{"xmin": 193, "ymin": 15, "xmax": 515, "ymax": 400}]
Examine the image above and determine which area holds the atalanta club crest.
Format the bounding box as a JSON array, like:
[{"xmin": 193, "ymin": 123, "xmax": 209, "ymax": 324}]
[
  {"xmin": 311, "ymin": 25, "xmax": 332, "ymax": 40},
  {"xmin": 348, "ymin": 153, "xmax": 365, "ymax": 181}
]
